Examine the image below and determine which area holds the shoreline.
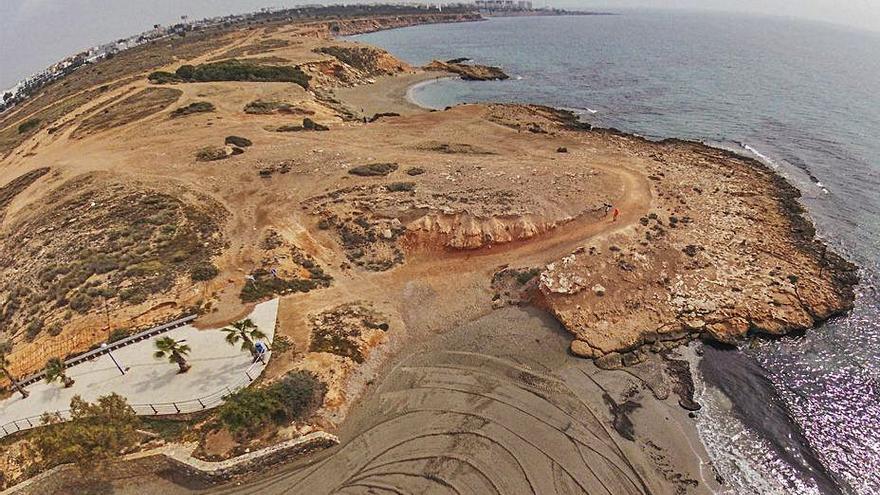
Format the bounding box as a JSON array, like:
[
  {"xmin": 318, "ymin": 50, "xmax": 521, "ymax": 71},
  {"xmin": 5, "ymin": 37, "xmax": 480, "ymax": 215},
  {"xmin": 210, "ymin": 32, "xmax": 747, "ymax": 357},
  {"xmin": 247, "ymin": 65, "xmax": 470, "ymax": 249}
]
[{"xmin": 0, "ymin": 10, "xmax": 861, "ymax": 494}]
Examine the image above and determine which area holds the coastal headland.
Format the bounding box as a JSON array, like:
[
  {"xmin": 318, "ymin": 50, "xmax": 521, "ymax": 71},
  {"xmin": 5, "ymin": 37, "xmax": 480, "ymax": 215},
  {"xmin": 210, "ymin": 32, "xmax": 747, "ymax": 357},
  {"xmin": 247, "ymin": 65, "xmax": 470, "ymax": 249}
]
[{"xmin": 0, "ymin": 6, "xmax": 857, "ymax": 494}]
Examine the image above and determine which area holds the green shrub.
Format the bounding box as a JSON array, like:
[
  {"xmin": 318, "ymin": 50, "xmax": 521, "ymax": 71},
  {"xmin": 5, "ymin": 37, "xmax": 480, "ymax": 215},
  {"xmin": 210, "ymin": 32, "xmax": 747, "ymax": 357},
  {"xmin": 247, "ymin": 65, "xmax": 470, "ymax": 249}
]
[
  {"xmin": 217, "ymin": 371, "xmax": 325, "ymax": 435},
  {"xmin": 224, "ymin": 135, "xmax": 252, "ymax": 147},
  {"xmin": 302, "ymin": 118, "xmax": 328, "ymax": 131},
  {"xmin": 119, "ymin": 288, "xmax": 147, "ymax": 304},
  {"xmin": 33, "ymin": 394, "xmax": 140, "ymax": 472},
  {"xmin": 218, "ymin": 386, "xmax": 281, "ymax": 433},
  {"xmin": 348, "ymin": 162, "xmax": 398, "ymax": 177},
  {"xmin": 69, "ymin": 293, "xmax": 93, "ymax": 313},
  {"xmin": 17, "ymin": 118, "xmax": 41, "ymax": 134},
  {"xmin": 108, "ymin": 328, "xmax": 131, "ymax": 343},
  {"xmin": 170, "ymin": 101, "xmax": 215, "ymax": 118},
  {"xmin": 148, "ymin": 71, "xmax": 182, "ymax": 84},
  {"xmin": 165, "ymin": 60, "xmax": 310, "ymax": 88},
  {"xmin": 275, "ymin": 371, "xmax": 325, "ymax": 420},
  {"xmin": 175, "ymin": 64, "xmax": 195, "ymax": 80},
  {"xmin": 190, "ymin": 262, "xmax": 220, "ymax": 281},
  {"xmin": 275, "ymin": 124, "xmax": 304, "ymax": 132},
  {"xmin": 386, "ymin": 182, "xmax": 415, "ymax": 192},
  {"xmin": 26, "ymin": 319, "xmax": 44, "ymax": 340},
  {"xmin": 48, "ymin": 321, "xmax": 64, "ymax": 336}
]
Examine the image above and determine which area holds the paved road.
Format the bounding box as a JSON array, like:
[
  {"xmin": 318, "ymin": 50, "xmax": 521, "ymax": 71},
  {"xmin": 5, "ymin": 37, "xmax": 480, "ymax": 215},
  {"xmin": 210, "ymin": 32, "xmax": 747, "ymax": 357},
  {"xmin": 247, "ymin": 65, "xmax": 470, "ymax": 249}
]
[{"xmin": 0, "ymin": 299, "xmax": 278, "ymax": 424}]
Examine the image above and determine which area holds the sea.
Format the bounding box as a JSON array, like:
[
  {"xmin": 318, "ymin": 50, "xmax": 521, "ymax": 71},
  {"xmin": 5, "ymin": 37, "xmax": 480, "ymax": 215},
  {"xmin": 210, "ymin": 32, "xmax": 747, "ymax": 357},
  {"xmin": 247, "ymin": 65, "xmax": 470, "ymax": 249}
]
[{"xmin": 348, "ymin": 11, "xmax": 880, "ymax": 495}]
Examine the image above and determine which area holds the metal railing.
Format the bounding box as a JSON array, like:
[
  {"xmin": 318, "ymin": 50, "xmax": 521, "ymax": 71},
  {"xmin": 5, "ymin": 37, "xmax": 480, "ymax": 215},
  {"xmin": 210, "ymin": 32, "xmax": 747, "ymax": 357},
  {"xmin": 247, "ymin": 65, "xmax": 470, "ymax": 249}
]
[
  {"xmin": 0, "ymin": 350, "xmax": 270, "ymax": 439},
  {"xmin": 15, "ymin": 315, "xmax": 197, "ymax": 388}
]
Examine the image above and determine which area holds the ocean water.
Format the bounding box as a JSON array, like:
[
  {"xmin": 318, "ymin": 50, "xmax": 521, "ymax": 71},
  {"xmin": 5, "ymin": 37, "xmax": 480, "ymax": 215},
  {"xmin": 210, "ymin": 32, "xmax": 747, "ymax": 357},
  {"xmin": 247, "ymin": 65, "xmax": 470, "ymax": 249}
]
[{"xmin": 350, "ymin": 11, "xmax": 880, "ymax": 495}]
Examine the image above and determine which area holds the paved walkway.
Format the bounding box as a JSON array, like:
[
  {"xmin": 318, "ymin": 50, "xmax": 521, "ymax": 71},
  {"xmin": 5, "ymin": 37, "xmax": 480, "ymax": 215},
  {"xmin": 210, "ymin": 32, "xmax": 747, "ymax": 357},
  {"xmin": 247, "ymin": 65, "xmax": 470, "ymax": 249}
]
[{"xmin": 0, "ymin": 299, "xmax": 278, "ymax": 428}]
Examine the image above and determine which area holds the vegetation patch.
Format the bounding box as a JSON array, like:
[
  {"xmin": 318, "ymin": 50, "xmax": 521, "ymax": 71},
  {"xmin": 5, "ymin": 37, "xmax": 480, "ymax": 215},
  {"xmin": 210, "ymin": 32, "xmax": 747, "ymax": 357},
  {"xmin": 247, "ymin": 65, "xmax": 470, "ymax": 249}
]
[
  {"xmin": 190, "ymin": 262, "xmax": 220, "ymax": 281},
  {"xmin": 217, "ymin": 370, "xmax": 325, "ymax": 438},
  {"xmin": 0, "ymin": 175, "xmax": 224, "ymax": 339},
  {"xmin": 224, "ymin": 135, "xmax": 252, "ymax": 147},
  {"xmin": 348, "ymin": 162, "xmax": 398, "ymax": 177},
  {"xmin": 309, "ymin": 302, "xmax": 388, "ymax": 363},
  {"xmin": 386, "ymin": 182, "xmax": 415, "ymax": 193},
  {"xmin": 151, "ymin": 60, "xmax": 310, "ymax": 88},
  {"xmin": 239, "ymin": 232, "xmax": 331, "ymax": 302},
  {"xmin": 72, "ymin": 87, "xmax": 182, "ymax": 138},
  {"xmin": 302, "ymin": 118, "xmax": 329, "ymax": 131},
  {"xmin": 16, "ymin": 118, "xmax": 41, "ymax": 134},
  {"xmin": 195, "ymin": 145, "xmax": 230, "ymax": 162},
  {"xmin": 491, "ymin": 266, "xmax": 542, "ymax": 306},
  {"xmin": 170, "ymin": 101, "xmax": 215, "ymax": 118},
  {"xmin": 32, "ymin": 394, "xmax": 140, "ymax": 473},
  {"xmin": 243, "ymin": 100, "xmax": 314, "ymax": 115},
  {"xmin": 417, "ymin": 141, "xmax": 495, "ymax": 155},
  {"xmin": 271, "ymin": 118, "xmax": 329, "ymax": 133}
]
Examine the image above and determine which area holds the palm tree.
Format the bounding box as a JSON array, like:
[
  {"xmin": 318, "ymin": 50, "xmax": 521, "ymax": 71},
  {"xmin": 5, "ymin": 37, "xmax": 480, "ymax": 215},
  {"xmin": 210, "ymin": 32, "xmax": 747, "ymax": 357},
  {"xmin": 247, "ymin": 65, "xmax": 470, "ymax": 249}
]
[
  {"xmin": 44, "ymin": 357, "xmax": 74, "ymax": 388},
  {"xmin": 0, "ymin": 341, "xmax": 28, "ymax": 398},
  {"xmin": 153, "ymin": 336, "xmax": 191, "ymax": 373},
  {"xmin": 222, "ymin": 319, "xmax": 268, "ymax": 362}
]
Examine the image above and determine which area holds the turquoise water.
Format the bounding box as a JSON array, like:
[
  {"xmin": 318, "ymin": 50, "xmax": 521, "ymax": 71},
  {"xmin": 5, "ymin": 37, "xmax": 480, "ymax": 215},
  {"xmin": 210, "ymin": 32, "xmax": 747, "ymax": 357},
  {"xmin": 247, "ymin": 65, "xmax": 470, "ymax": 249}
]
[{"xmin": 351, "ymin": 11, "xmax": 880, "ymax": 495}]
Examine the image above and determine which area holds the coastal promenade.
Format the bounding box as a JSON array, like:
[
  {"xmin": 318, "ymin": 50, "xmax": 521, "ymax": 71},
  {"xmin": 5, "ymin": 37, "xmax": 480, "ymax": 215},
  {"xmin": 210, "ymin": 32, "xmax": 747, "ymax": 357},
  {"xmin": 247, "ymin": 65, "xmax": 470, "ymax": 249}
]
[{"xmin": 0, "ymin": 299, "xmax": 278, "ymax": 437}]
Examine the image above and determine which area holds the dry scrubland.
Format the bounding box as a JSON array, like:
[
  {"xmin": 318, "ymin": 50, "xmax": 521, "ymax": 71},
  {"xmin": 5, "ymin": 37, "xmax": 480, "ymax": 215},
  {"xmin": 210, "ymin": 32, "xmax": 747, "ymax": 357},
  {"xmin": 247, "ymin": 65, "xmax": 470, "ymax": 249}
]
[{"xmin": 0, "ymin": 9, "xmax": 856, "ymax": 494}]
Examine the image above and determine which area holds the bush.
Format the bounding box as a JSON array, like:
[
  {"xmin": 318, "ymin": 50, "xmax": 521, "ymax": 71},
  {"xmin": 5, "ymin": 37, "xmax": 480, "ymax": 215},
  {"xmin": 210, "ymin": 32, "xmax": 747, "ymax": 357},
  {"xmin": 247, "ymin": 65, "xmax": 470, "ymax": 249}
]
[
  {"xmin": 195, "ymin": 146, "xmax": 229, "ymax": 162},
  {"xmin": 17, "ymin": 118, "xmax": 41, "ymax": 134},
  {"xmin": 175, "ymin": 64, "xmax": 195, "ymax": 80},
  {"xmin": 302, "ymin": 118, "xmax": 329, "ymax": 131},
  {"xmin": 225, "ymin": 135, "xmax": 252, "ymax": 147},
  {"xmin": 119, "ymin": 288, "xmax": 147, "ymax": 304},
  {"xmin": 148, "ymin": 71, "xmax": 182, "ymax": 84},
  {"xmin": 166, "ymin": 60, "xmax": 310, "ymax": 88},
  {"xmin": 26, "ymin": 318, "xmax": 44, "ymax": 340},
  {"xmin": 170, "ymin": 101, "xmax": 215, "ymax": 118},
  {"xmin": 405, "ymin": 167, "xmax": 426, "ymax": 176},
  {"xmin": 274, "ymin": 124, "xmax": 304, "ymax": 132},
  {"xmin": 275, "ymin": 371, "xmax": 325, "ymax": 420},
  {"xmin": 33, "ymin": 394, "xmax": 140, "ymax": 472},
  {"xmin": 217, "ymin": 371, "xmax": 325, "ymax": 435},
  {"xmin": 48, "ymin": 321, "xmax": 64, "ymax": 336},
  {"xmin": 348, "ymin": 162, "xmax": 398, "ymax": 177},
  {"xmin": 108, "ymin": 328, "xmax": 131, "ymax": 343},
  {"xmin": 217, "ymin": 386, "xmax": 281, "ymax": 434},
  {"xmin": 386, "ymin": 182, "xmax": 415, "ymax": 192},
  {"xmin": 69, "ymin": 293, "xmax": 93, "ymax": 313},
  {"xmin": 191, "ymin": 262, "xmax": 220, "ymax": 281}
]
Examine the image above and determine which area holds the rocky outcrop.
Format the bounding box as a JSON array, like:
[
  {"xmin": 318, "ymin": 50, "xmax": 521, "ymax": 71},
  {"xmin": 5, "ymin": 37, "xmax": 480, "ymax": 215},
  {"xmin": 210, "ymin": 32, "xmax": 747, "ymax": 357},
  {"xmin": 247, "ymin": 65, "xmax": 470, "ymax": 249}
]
[
  {"xmin": 519, "ymin": 107, "xmax": 859, "ymax": 360},
  {"xmin": 425, "ymin": 60, "xmax": 509, "ymax": 81},
  {"xmin": 407, "ymin": 212, "xmax": 562, "ymax": 249}
]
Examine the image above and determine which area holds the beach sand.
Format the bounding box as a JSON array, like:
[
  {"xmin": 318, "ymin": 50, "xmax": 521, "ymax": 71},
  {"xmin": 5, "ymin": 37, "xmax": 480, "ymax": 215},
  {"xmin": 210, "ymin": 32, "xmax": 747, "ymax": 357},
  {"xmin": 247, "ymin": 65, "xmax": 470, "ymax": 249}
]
[{"xmin": 332, "ymin": 71, "xmax": 449, "ymax": 118}]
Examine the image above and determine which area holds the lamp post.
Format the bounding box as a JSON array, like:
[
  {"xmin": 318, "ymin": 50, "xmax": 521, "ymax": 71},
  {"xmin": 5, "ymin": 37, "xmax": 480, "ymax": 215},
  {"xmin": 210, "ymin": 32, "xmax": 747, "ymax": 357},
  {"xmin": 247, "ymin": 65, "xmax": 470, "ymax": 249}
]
[{"xmin": 100, "ymin": 343, "xmax": 125, "ymax": 375}]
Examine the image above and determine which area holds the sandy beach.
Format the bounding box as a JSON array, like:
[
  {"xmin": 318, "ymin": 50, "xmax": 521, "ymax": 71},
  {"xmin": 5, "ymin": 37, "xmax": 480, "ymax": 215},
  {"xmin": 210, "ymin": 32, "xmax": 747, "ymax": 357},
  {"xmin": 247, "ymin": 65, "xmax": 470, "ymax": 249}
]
[{"xmin": 332, "ymin": 71, "xmax": 450, "ymax": 118}]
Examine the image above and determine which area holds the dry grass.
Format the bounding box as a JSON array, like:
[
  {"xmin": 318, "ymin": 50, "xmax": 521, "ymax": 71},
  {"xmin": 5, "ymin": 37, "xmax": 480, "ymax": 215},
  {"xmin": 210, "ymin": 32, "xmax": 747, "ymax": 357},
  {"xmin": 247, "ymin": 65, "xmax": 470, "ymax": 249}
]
[{"xmin": 72, "ymin": 88, "xmax": 182, "ymax": 138}]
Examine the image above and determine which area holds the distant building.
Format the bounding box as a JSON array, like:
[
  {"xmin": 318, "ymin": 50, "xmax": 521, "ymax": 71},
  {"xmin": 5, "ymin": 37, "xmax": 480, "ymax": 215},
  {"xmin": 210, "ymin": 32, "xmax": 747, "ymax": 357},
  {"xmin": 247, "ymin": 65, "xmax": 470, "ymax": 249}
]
[{"xmin": 475, "ymin": 0, "xmax": 533, "ymax": 11}]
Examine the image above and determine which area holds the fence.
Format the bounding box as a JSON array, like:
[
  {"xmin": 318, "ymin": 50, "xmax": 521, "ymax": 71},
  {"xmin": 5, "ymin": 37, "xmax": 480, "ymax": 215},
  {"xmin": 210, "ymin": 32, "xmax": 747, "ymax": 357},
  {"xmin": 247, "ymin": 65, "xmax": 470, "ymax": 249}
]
[
  {"xmin": 0, "ymin": 350, "xmax": 270, "ymax": 439},
  {"xmin": 16, "ymin": 314, "xmax": 198, "ymax": 388}
]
